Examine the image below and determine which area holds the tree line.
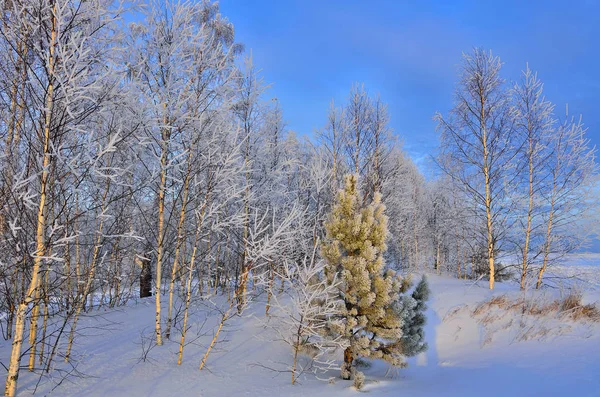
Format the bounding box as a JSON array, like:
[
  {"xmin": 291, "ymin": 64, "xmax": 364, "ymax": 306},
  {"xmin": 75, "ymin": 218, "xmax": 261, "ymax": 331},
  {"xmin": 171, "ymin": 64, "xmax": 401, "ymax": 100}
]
[
  {"xmin": 0, "ymin": 1, "xmax": 596, "ymax": 395},
  {"xmin": 436, "ymin": 49, "xmax": 598, "ymax": 290}
]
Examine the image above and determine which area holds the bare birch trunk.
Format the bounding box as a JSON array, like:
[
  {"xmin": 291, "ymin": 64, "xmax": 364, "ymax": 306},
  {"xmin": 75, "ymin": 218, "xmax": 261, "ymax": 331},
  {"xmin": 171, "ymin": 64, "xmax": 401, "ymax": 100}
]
[
  {"xmin": 537, "ymin": 173, "xmax": 557, "ymax": 289},
  {"xmin": 65, "ymin": 177, "xmax": 111, "ymax": 362},
  {"xmin": 166, "ymin": 151, "xmax": 193, "ymax": 340},
  {"xmin": 64, "ymin": 223, "xmax": 72, "ymax": 312},
  {"xmin": 205, "ymin": 232, "xmax": 212, "ymax": 295},
  {"xmin": 537, "ymin": 206, "xmax": 554, "ymax": 289},
  {"xmin": 27, "ymin": 284, "xmax": 41, "ymax": 371},
  {"xmin": 214, "ymin": 243, "xmax": 221, "ymax": 294},
  {"xmin": 238, "ymin": 136, "xmax": 250, "ymax": 312},
  {"xmin": 177, "ymin": 223, "xmax": 201, "ymax": 365},
  {"xmin": 38, "ymin": 265, "xmax": 50, "ymax": 366},
  {"xmin": 75, "ymin": 194, "xmax": 82, "ymax": 301},
  {"xmin": 154, "ymin": 105, "xmax": 170, "ymax": 346},
  {"xmin": 291, "ymin": 316, "xmax": 304, "ymax": 385},
  {"xmin": 481, "ymin": 92, "xmax": 495, "ymax": 290},
  {"xmin": 521, "ymin": 138, "xmax": 535, "ymax": 290},
  {"xmin": 200, "ymin": 267, "xmax": 250, "ymax": 371},
  {"xmin": 4, "ymin": 6, "xmax": 56, "ymax": 395},
  {"xmin": 265, "ymin": 262, "xmax": 274, "ymax": 316}
]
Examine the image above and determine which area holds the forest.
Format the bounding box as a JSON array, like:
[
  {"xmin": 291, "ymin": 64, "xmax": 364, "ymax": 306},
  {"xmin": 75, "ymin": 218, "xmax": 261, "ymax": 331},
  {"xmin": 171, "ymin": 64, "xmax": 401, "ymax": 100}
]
[{"xmin": 0, "ymin": 1, "xmax": 598, "ymax": 396}]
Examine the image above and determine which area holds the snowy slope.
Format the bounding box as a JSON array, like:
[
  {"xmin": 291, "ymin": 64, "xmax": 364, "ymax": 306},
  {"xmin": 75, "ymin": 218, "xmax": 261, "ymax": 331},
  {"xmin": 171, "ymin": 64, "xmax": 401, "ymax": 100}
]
[{"xmin": 3, "ymin": 270, "xmax": 600, "ymax": 397}]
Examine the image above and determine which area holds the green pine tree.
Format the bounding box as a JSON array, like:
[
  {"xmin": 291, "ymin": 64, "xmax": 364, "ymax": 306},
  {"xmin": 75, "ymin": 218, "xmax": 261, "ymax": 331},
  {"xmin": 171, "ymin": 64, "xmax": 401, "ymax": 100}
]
[
  {"xmin": 398, "ymin": 275, "xmax": 430, "ymax": 357},
  {"xmin": 321, "ymin": 174, "xmax": 426, "ymax": 382}
]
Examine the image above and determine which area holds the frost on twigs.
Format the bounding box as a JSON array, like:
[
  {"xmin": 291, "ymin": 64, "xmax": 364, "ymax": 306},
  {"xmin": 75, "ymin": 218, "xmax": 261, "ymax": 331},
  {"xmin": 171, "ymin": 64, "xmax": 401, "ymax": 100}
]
[
  {"xmin": 352, "ymin": 368, "xmax": 365, "ymax": 390},
  {"xmin": 257, "ymin": 239, "xmax": 348, "ymax": 384}
]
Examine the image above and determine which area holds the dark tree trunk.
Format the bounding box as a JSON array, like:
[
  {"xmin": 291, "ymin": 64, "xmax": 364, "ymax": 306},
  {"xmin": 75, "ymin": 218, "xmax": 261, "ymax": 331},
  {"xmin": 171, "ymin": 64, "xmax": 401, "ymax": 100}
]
[
  {"xmin": 341, "ymin": 346, "xmax": 353, "ymax": 380},
  {"xmin": 140, "ymin": 256, "xmax": 152, "ymax": 298}
]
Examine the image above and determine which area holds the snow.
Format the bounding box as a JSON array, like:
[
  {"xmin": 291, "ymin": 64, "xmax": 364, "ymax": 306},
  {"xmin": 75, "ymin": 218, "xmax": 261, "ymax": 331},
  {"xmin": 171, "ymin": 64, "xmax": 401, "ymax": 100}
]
[
  {"xmin": 3, "ymin": 256, "xmax": 600, "ymax": 396},
  {"xmin": 546, "ymin": 253, "xmax": 600, "ymax": 290}
]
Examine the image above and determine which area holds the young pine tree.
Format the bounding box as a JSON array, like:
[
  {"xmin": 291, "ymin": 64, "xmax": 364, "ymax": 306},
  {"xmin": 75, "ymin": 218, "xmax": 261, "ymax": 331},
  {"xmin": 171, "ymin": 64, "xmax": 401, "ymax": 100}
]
[
  {"xmin": 321, "ymin": 174, "xmax": 427, "ymax": 382},
  {"xmin": 398, "ymin": 275, "xmax": 430, "ymax": 357}
]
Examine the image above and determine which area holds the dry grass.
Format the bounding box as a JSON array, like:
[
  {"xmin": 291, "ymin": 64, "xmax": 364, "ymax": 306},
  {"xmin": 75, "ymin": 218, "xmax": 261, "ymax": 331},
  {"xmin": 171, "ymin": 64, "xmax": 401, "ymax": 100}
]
[
  {"xmin": 559, "ymin": 292, "xmax": 600, "ymax": 322},
  {"xmin": 471, "ymin": 295, "xmax": 510, "ymax": 317},
  {"xmin": 443, "ymin": 306, "xmax": 466, "ymax": 322},
  {"xmin": 472, "ymin": 292, "xmax": 599, "ymax": 323},
  {"xmin": 525, "ymin": 300, "xmax": 560, "ymax": 316},
  {"xmin": 560, "ymin": 292, "xmax": 582, "ymax": 312},
  {"xmin": 467, "ymin": 291, "xmax": 599, "ymax": 345}
]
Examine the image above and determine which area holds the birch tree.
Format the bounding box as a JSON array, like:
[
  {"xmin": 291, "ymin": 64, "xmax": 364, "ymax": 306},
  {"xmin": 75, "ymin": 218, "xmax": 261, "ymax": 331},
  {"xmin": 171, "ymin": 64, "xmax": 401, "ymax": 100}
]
[
  {"xmin": 177, "ymin": 132, "xmax": 246, "ymax": 364},
  {"xmin": 536, "ymin": 110, "xmax": 598, "ymax": 288},
  {"xmin": 126, "ymin": 0, "xmax": 240, "ymax": 344},
  {"xmin": 316, "ymin": 101, "xmax": 347, "ymax": 192},
  {"xmin": 511, "ymin": 65, "xmax": 554, "ymax": 289},
  {"xmin": 436, "ymin": 49, "xmax": 517, "ymax": 289},
  {"xmin": 344, "ymin": 84, "xmax": 373, "ymax": 179},
  {"xmin": 231, "ymin": 55, "xmax": 267, "ymax": 311},
  {"xmin": 1, "ymin": 0, "xmax": 126, "ymax": 394},
  {"xmin": 365, "ymin": 95, "xmax": 395, "ymax": 198},
  {"xmin": 198, "ymin": 204, "xmax": 304, "ymax": 370}
]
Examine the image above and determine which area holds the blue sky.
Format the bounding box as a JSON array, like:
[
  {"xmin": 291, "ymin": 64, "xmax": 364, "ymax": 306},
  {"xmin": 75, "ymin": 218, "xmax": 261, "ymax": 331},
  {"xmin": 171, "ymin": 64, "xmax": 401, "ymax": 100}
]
[{"xmin": 219, "ymin": 0, "xmax": 600, "ymax": 176}]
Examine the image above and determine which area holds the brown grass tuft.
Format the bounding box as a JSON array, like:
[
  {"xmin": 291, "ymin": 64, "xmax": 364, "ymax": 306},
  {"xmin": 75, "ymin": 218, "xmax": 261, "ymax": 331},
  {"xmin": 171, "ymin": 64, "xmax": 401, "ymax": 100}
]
[
  {"xmin": 472, "ymin": 295, "xmax": 509, "ymax": 316},
  {"xmin": 558, "ymin": 292, "xmax": 600, "ymax": 322},
  {"xmin": 560, "ymin": 292, "xmax": 583, "ymax": 313}
]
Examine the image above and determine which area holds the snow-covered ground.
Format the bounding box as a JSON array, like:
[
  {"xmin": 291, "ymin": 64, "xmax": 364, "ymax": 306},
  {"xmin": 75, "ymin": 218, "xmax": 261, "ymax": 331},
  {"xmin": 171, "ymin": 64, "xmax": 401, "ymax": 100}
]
[
  {"xmin": 545, "ymin": 253, "xmax": 600, "ymax": 290},
  {"xmin": 3, "ymin": 255, "xmax": 600, "ymax": 397}
]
